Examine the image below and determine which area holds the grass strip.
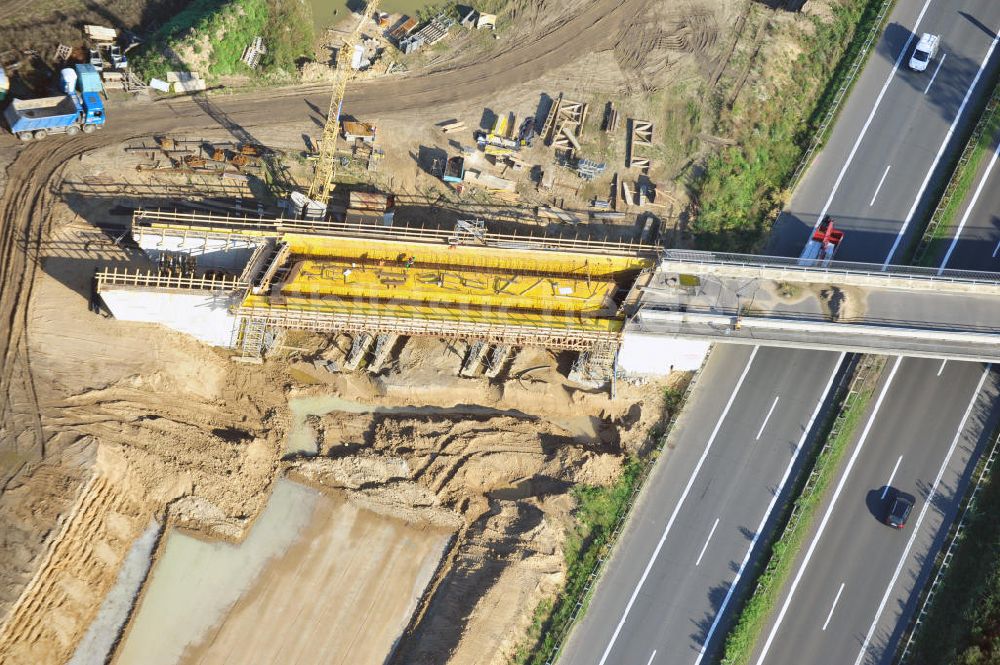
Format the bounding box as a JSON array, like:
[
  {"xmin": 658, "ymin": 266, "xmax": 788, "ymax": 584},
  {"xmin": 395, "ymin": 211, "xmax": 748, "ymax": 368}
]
[
  {"xmin": 131, "ymin": 0, "xmax": 312, "ymax": 81},
  {"xmin": 512, "ymin": 458, "xmax": 644, "ymax": 665},
  {"xmin": 915, "ymin": 91, "xmax": 1000, "ymax": 266},
  {"xmin": 719, "ymin": 355, "xmax": 885, "ymax": 665},
  {"xmin": 903, "ymin": 426, "xmax": 1000, "ymax": 664},
  {"xmin": 513, "ymin": 385, "xmax": 689, "ymax": 665},
  {"xmin": 692, "ymin": 0, "xmax": 891, "ymax": 252}
]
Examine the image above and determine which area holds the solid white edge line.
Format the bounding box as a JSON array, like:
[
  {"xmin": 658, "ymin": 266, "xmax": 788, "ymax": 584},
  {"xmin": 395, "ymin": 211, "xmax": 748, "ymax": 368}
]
[
  {"xmin": 696, "ymin": 518, "xmax": 722, "ymax": 567},
  {"xmin": 923, "ymin": 52, "xmax": 947, "ymax": 94},
  {"xmin": 595, "ymin": 346, "xmax": 761, "ymax": 665},
  {"xmin": 694, "ymin": 352, "xmax": 847, "ymax": 665},
  {"xmin": 852, "ymin": 364, "xmax": 992, "ymax": 665},
  {"xmin": 938, "ymin": 359, "xmax": 948, "ymax": 376},
  {"xmin": 884, "ymin": 30, "xmax": 1000, "ymax": 268},
  {"xmin": 881, "ymin": 455, "xmax": 904, "ymax": 499},
  {"xmin": 993, "ymin": 238, "xmax": 1000, "ymax": 258},
  {"xmin": 754, "ymin": 355, "xmax": 904, "ymax": 665},
  {"xmin": 938, "ymin": 140, "xmax": 1000, "ymax": 272},
  {"xmin": 756, "ymin": 395, "xmax": 781, "ymax": 440},
  {"xmin": 822, "ymin": 582, "xmax": 847, "ymax": 631},
  {"xmin": 811, "ymin": 0, "xmax": 935, "ymax": 231},
  {"xmin": 646, "ymin": 650, "xmax": 657, "ymax": 665},
  {"xmin": 870, "ymin": 165, "xmax": 892, "ymax": 206}
]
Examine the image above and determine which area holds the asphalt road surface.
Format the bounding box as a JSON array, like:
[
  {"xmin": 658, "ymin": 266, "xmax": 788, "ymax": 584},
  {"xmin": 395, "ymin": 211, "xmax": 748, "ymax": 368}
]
[
  {"xmin": 559, "ymin": 345, "xmax": 845, "ymax": 665},
  {"xmin": 753, "ymin": 1, "xmax": 1000, "ymax": 664},
  {"xmin": 561, "ymin": 1, "xmax": 1000, "ymax": 664}
]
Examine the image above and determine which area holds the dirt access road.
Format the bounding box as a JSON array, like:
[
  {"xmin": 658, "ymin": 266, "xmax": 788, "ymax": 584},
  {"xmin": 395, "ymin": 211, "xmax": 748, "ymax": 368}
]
[{"xmin": 0, "ymin": 0, "xmax": 647, "ymax": 465}]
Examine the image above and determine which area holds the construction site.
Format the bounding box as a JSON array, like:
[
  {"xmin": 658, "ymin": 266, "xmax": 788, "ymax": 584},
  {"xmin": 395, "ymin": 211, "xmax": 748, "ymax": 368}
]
[{"xmin": 0, "ymin": 0, "xmax": 842, "ymax": 663}]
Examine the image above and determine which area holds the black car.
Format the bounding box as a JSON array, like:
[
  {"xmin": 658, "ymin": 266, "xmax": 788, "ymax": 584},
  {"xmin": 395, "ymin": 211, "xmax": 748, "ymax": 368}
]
[{"xmin": 887, "ymin": 495, "xmax": 914, "ymax": 529}]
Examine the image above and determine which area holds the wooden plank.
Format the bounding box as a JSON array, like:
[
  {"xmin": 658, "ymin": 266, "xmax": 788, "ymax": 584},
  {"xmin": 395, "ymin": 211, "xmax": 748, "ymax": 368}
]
[
  {"xmin": 541, "ymin": 93, "xmax": 563, "ymax": 143},
  {"xmin": 621, "ymin": 180, "xmax": 634, "ymax": 206},
  {"xmin": 560, "ymin": 126, "xmax": 582, "ymax": 152}
]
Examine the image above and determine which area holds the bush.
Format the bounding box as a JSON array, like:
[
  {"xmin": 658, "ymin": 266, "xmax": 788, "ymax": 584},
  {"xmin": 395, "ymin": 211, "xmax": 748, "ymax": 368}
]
[
  {"xmin": 908, "ymin": 429, "xmax": 1000, "ymax": 664},
  {"xmin": 512, "ymin": 458, "xmax": 644, "ymax": 665},
  {"xmin": 691, "ymin": 0, "xmax": 883, "ymax": 252},
  {"xmin": 131, "ymin": 0, "xmax": 312, "ymax": 81}
]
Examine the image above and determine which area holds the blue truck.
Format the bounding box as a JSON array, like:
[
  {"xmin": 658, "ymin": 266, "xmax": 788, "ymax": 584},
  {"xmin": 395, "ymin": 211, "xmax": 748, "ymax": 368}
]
[{"xmin": 4, "ymin": 64, "xmax": 105, "ymax": 141}]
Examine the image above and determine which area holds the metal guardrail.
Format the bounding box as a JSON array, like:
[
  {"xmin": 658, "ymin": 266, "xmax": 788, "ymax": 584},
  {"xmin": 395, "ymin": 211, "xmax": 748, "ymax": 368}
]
[
  {"xmin": 660, "ymin": 249, "xmax": 1000, "ymax": 287},
  {"xmin": 132, "ymin": 209, "xmax": 662, "ymax": 257},
  {"xmin": 780, "ymin": 355, "xmax": 878, "ymax": 533},
  {"xmin": 788, "ymin": 0, "xmax": 895, "ymax": 187},
  {"xmin": 539, "ymin": 357, "xmax": 709, "ymax": 665},
  {"xmin": 897, "ymin": 430, "xmax": 1000, "ymax": 663},
  {"xmin": 95, "ymin": 268, "xmax": 245, "ymax": 291},
  {"xmin": 913, "ymin": 87, "xmax": 1000, "ymax": 264}
]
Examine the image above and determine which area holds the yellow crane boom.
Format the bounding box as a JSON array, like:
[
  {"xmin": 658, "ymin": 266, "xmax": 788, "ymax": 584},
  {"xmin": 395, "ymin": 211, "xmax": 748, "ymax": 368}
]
[{"xmin": 307, "ymin": 0, "xmax": 382, "ymax": 206}]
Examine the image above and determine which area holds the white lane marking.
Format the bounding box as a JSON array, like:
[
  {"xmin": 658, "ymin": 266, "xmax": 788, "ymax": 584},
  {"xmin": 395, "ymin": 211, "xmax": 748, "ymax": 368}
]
[
  {"xmin": 646, "ymin": 651, "xmax": 657, "ymax": 665},
  {"xmin": 822, "ymin": 583, "xmax": 846, "ymax": 631},
  {"xmin": 869, "ymin": 165, "xmax": 891, "ymax": 206},
  {"xmin": 884, "ymin": 30, "xmax": 1000, "ymax": 267},
  {"xmin": 812, "ymin": 0, "xmax": 935, "ymax": 231},
  {"xmin": 923, "ymin": 53, "xmax": 947, "ymax": 94},
  {"xmin": 938, "ymin": 359, "xmax": 948, "ymax": 376},
  {"xmin": 694, "ymin": 353, "xmax": 847, "ymax": 665},
  {"xmin": 596, "ymin": 347, "xmax": 761, "ymax": 665},
  {"xmin": 993, "ymin": 238, "xmax": 1000, "ymax": 258},
  {"xmin": 756, "ymin": 395, "xmax": 781, "ymax": 440},
  {"xmin": 754, "ymin": 355, "xmax": 904, "ymax": 665},
  {"xmin": 938, "ymin": 138, "xmax": 1000, "ymax": 272},
  {"xmin": 852, "ymin": 365, "xmax": 992, "ymax": 665},
  {"xmin": 881, "ymin": 455, "xmax": 904, "ymax": 499},
  {"xmin": 695, "ymin": 518, "xmax": 721, "ymax": 567}
]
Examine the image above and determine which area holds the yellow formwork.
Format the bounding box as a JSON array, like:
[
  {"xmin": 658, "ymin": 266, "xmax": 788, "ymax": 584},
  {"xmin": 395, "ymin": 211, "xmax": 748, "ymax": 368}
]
[
  {"xmin": 280, "ymin": 259, "xmax": 617, "ymax": 315},
  {"xmin": 282, "ymin": 233, "xmax": 651, "ymax": 278},
  {"xmin": 241, "ymin": 294, "xmax": 623, "ymax": 334}
]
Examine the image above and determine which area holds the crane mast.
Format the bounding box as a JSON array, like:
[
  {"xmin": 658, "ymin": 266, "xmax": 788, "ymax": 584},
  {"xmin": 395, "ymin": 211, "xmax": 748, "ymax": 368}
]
[{"xmin": 306, "ymin": 0, "xmax": 381, "ymax": 207}]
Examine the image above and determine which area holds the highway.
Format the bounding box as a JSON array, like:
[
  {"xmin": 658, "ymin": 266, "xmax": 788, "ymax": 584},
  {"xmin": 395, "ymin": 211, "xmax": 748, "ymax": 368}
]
[
  {"xmin": 752, "ymin": 1, "xmax": 1000, "ymax": 664},
  {"xmin": 560, "ymin": 1, "xmax": 1000, "ymax": 664},
  {"xmin": 560, "ymin": 345, "xmax": 845, "ymax": 665}
]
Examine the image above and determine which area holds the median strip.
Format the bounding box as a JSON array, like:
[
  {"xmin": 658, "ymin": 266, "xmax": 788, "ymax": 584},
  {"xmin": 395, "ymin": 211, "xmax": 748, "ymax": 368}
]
[
  {"xmin": 719, "ymin": 355, "xmax": 886, "ymax": 665},
  {"xmin": 914, "ymin": 86, "xmax": 1000, "ymax": 266}
]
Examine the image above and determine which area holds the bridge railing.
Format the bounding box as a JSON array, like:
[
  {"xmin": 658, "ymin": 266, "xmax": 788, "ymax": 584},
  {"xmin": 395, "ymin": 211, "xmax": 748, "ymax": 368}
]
[{"xmin": 660, "ymin": 249, "xmax": 1000, "ymax": 287}]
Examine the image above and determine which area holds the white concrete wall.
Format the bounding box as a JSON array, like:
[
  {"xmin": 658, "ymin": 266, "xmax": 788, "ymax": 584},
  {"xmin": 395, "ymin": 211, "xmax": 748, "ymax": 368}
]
[
  {"xmin": 100, "ymin": 289, "xmax": 239, "ymax": 348},
  {"xmin": 618, "ymin": 332, "xmax": 710, "ymax": 375},
  {"xmin": 137, "ymin": 234, "xmax": 259, "ymax": 272}
]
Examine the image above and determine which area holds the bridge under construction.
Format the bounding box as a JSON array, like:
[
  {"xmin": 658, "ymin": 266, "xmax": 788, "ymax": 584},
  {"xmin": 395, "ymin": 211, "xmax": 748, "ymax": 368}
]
[
  {"xmin": 96, "ymin": 210, "xmax": 1000, "ymax": 377},
  {"xmin": 96, "ymin": 209, "xmax": 656, "ymax": 368}
]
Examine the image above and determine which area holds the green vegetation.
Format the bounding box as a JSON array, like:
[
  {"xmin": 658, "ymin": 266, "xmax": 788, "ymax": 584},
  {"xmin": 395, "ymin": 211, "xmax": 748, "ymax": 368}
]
[
  {"xmin": 692, "ymin": 0, "xmax": 889, "ymax": 251},
  {"xmin": 904, "ymin": 426, "xmax": 1000, "ymax": 664},
  {"xmin": 131, "ymin": 0, "xmax": 313, "ymax": 81},
  {"xmin": 511, "ymin": 379, "xmax": 692, "ymax": 664},
  {"xmin": 917, "ymin": 93, "xmax": 1000, "ymax": 266},
  {"xmin": 512, "ymin": 458, "xmax": 644, "ymax": 665},
  {"xmin": 720, "ymin": 357, "xmax": 885, "ymax": 665}
]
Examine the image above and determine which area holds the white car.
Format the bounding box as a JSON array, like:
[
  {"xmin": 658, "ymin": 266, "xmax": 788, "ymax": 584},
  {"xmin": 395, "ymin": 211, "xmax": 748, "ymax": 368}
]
[{"xmin": 909, "ymin": 33, "xmax": 940, "ymax": 71}]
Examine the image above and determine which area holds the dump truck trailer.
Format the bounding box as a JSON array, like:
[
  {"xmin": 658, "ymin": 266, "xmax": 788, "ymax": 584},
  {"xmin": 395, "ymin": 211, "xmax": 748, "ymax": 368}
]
[{"xmin": 5, "ymin": 91, "xmax": 105, "ymax": 140}]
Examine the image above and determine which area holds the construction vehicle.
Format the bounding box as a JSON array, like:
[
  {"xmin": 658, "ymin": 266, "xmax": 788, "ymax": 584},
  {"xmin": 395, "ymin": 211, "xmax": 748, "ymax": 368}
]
[
  {"xmin": 5, "ymin": 64, "xmax": 106, "ymax": 140},
  {"xmin": 443, "ymin": 155, "xmax": 465, "ymax": 183},
  {"xmin": 5, "ymin": 94, "xmax": 105, "ymax": 140},
  {"xmin": 88, "ymin": 48, "xmax": 104, "ymax": 71},
  {"xmin": 301, "ymin": 0, "xmax": 382, "ymax": 217},
  {"xmin": 798, "ymin": 217, "xmax": 844, "ymax": 267},
  {"xmin": 109, "ymin": 44, "xmax": 127, "ymax": 70}
]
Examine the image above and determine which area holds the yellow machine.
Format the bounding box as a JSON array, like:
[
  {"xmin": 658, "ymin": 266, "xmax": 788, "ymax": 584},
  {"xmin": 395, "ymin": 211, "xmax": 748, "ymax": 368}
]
[{"xmin": 306, "ymin": 0, "xmax": 382, "ymax": 208}]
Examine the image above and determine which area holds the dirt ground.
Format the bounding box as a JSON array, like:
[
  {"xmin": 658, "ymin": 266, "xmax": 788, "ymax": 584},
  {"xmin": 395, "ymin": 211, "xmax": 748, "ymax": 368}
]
[
  {"xmin": 0, "ymin": 131, "xmax": 677, "ymax": 665},
  {"xmin": 284, "ymin": 337, "xmax": 675, "ymax": 665},
  {"xmin": 0, "ymin": 0, "xmax": 838, "ymax": 663}
]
